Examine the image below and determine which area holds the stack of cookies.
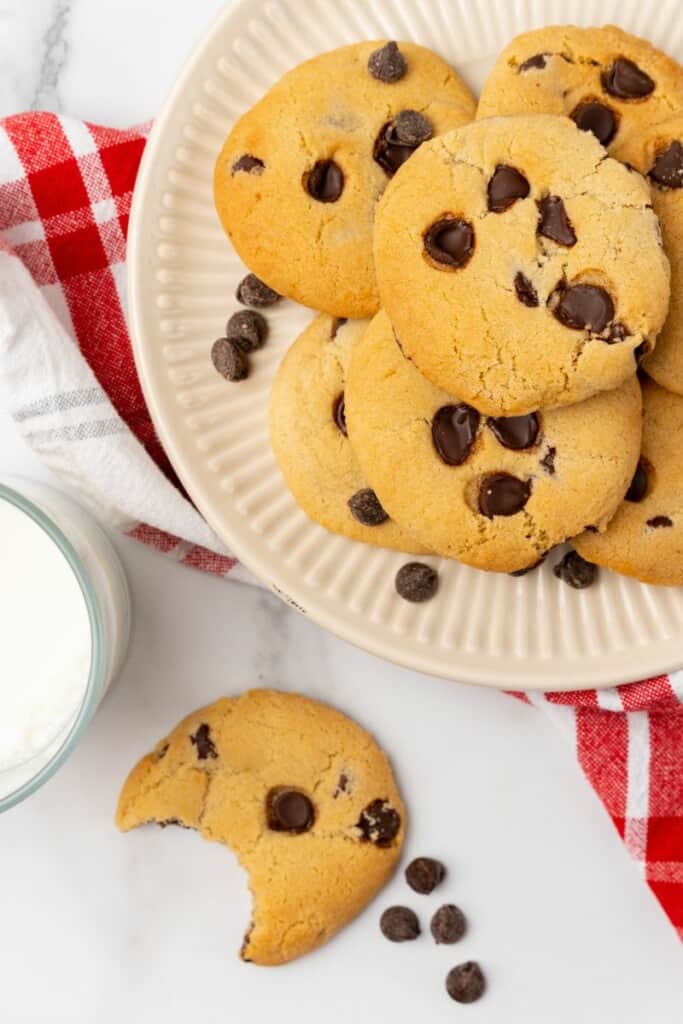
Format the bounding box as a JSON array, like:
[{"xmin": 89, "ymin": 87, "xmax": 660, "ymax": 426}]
[{"xmin": 214, "ymin": 28, "xmax": 683, "ymax": 586}]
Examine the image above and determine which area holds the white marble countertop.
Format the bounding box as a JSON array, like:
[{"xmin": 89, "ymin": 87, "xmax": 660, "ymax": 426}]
[{"xmin": 0, "ymin": 2, "xmax": 681, "ymax": 1021}]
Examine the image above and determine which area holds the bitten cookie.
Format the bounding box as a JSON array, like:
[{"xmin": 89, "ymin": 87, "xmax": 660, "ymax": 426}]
[
  {"xmin": 345, "ymin": 311, "xmax": 642, "ymax": 574},
  {"xmin": 575, "ymin": 380, "xmax": 683, "ymax": 585},
  {"xmin": 477, "ymin": 25, "xmax": 683, "ymax": 154},
  {"xmin": 214, "ymin": 41, "xmax": 475, "ymax": 318},
  {"xmin": 116, "ymin": 690, "xmax": 405, "ymax": 966},
  {"xmin": 269, "ymin": 314, "xmax": 427, "ymax": 551},
  {"xmin": 373, "ymin": 115, "xmax": 669, "ymax": 415},
  {"xmin": 614, "ymin": 117, "xmax": 683, "ymax": 395}
]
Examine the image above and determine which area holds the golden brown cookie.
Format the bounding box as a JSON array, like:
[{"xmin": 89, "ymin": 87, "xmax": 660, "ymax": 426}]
[{"xmin": 116, "ymin": 690, "xmax": 405, "ymax": 966}]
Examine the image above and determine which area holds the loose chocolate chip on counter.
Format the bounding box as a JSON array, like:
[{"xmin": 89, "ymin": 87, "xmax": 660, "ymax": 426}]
[
  {"xmin": 231, "ymin": 154, "xmax": 265, "ymax": 175},
  {"xmin": 571, "ymin": 99, "xmax": 617, "ymax": 146},
  {"xmin": 514, "ymin": 271, "xmax": 539, "ymax": 307},
  {"xmin": 190, "ymin": 723, "xmax": 218, "ymax": 760},
  {"xmin": 625, "ymin": 458, "xmax": 650, "ymax": 502},
  {"xmin": 519, "ymin": 52, "xmax": 549, "ymax": 71},
  {"xmin": 405, "ymin": 856, "xmax": 446, "ymax": 894},
  {"xmin": 374, "ymin": 111, "xmax": 432, "ymax": 175},
  {"xmin": 446, "ymin": 962, "xmax": 486, "ymax": 1003},
  {"xmin": 602, "ymin": 58, "xmax": 654, "ymax": 99},
  {"xmin": 347, "ymin": 488, "xmax": 388, "ymax": 526},
  {"xmin": 225, "ymin": 310, "xmax": 267, "ymax": 353},
  {"xmin": 368, "ymin": 40, "xmax": 407, "ymax": 83},
  {"xmin": 331, "ymin": 317, "xmax": 347, "ymax": 339},
  {"xmin": 266, "ymin": 787, "xmax": 315, "ymax": 833},
  {"xmin": 487, "ymin": 164, "xmax": 530, "ymax": 213},
  {"xmin": 395, "ymin": 562, "xmax": 439, "ymax": 603},
  {"xmin": 423, "ymin": 218, "xmax": 475, "ymax": 269},
  {"xmin": 380, "ymin": 906, "xmax": 420, "ymax": 942},
  {"xmin": 553, "ymin": 551, "xmax": 598, "ymax": 589},
  {"xmin": 540, "ymin": 446, "xmax": 557, "ymax": 475},
  {"xmin": 431, "ymin": 904, "xmax": 466, "ymax": 944},
  {"xmin": 236, "ymin": 273, "xmax": 280, "ymax": 308},
  {"xmin": 432, "ymin": 403, "xmax": 480, "ymax": 465},
  {"xmin": 553, "ymin": 283, "xmax": 614, "ymax": 333},
  {"xmin": 537, "ymin": 195, "xmax": 577, "ymax": 246},
  {"xmin": 305, "ymin": 159, "xmax": 344, "ymax": 202},
  {"xmin": 488, "ymin": 413, "xmax": 540, "ymax": 450},
  {"xmin": 649, "ymin": 141, "xmax": 683, "ymax": 189},
  {"xmin": 479, "ymin": 473, "xmax": 531, "ymax": 518},
  {"xmin": 357, "ymin": 798, "xmax": 401, "ymax": 847},
  {"xmin": 333, "ymin": 393, "xmax": 347, "ymax": 436},
  {"xmin": 211, "ymin": 337, "xmax": 248, "ymax": 382},
  {"xmin": 647, "ymin": 515, "xmax": 673, "ymax": 528}
]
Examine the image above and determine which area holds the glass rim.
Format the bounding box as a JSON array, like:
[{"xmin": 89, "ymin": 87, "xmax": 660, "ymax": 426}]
[{"xmin": 0, "ymin": 482, "xmax": 106, "ymax": 813}]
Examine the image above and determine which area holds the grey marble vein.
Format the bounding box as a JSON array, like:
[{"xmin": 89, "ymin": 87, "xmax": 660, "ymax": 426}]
[{"xmin": 30, "ymin": 0, "xmax": 71, "ymax": 111}]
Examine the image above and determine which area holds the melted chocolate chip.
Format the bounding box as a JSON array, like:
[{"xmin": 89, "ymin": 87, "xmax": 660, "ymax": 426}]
[
  {"xmin": 553, "ymin": 551, "xmax": 598, "ymax": 589},
  {"xmin": 333, "ymin": 393, "xmax": 347, "ymax": 436},
  {"xmin": 538, "ymin": 195, "xmax": 577, "ymax": 246},
  {"xmin": 487, "ymin": 164, "xmax": 530, "ymax": 212},
  {"xmin": 602, "ymin": 58, "xmax": 654, "ymax": 100},
  {"xmin": 226, "ymin": 310, "xmax": 267, "ymax": 353},
  {"xmin": 374, "ymin": 111, "xmax": 432, "ymax": 175},
  {"xmin": 405, "ymin": 857, "xmax": 446, "ymax": 894},
  {"xmin": 305, "ymin": 159, "xmax": 344, "ymax": 202},
  {"xmin": 541, "ymin": 446, "xmax": 557, "ymax": 475},
  {"xmin": 431, "ymin": 904, "xmax": 466, "ymax": 944},
  {"xmin": 647, "ymin": 515, "xmax": 673, "ymax": 528},
  {"xmin": 211, "ymin": 337, "xmax": 248, "ymax": 382},
  {"xmin": 266, "ymin": 788, "xmax": 315, "ymax": 833},
  {"xmin": 488, "ymin": 413, "xmax": 540, "ymax": 450},
  {"xmin": 368, "ymin": 41, "xmax": 407, "ymax": 83},
  {"xmin": 519, "ymin": 53, "xmax": 549, "ymax": 71},
  {"xmin": 395, "ymin": 562, "xmax": 439, "ymax": 603},
  {"xmin": 423, "ymin": 218, "xmax": 475, "ymax": 268},
  {"xmin": 236, "ymin": 273, "xmax": 280, "ymax": 308},
  {"xmin": 514, "ymin": 272, "xmax": 538, "ymax": 307},
  {"xmin": 380, "ymin": 907, "xmax": 420, "ymax": 942},
  {"xmin": 649, "ymin": 141, "xmax": 683, "ymax": 189},
  {"xmin": 432, "ymin": 404, "xmax": 480, "ymax": 465},
  {"xmin": 331, "ymin": 317, "xmax": 347, "ymax": 339},
  {"xmin": 190, "ymin": 723, "xmax": 218, "ymax": 760},
  {"xmin": 625, "ymin": 457, "xmax": 650, "ymax": 502},
  {"xmin": 231, "ymin": 154, "xmax": 264, "ymax": 175},
  {"xmin": 571, "ymin": 100, "xmax": 618, "ymax": 146},
  {"xmin": 357, "ymin": 799, "xmax": 401, "ymax": 846},
  {"xmin": 479, "ymin": 473, "xmax": 531, "ymax": 517},
  {"xmin": 553, "ymin": 283, "xmax": 614, "ymax": 333},
  {"xmin": 446, "ymin": 962, "xmax": 486, "ymax": 1004},
  {"xmin": 347, "ymin": 488, "xmax": 388, "ymax": 526}
]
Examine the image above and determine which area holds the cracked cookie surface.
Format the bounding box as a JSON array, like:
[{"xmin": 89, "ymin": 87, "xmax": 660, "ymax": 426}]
[
  {"xmin": 476, "ymin": 25, "xmax": 683, "ymax": 155},
  {"xmin": 269, "ymin": 314, "xmax": 427, "ymax": 551},
  {"xmin": 373, "ymin": 115, "xmax": 669, "ymax": 415},
  {"xmin": 116, "ymin": 689, "xmax": 405, "ymax": 965},
  {"xmin": 214, "ymin": 41, "xmax": 475, "ymax": 318},
  {"xmin": 575, "ymin": 379, "xmax": 683, "ymax": 584},
  {"xmin": 345, "ymin": 311, "xmax": 642, "ymax": 573}
]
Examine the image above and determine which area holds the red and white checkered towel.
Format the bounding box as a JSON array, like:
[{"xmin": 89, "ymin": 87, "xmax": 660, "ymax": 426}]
[{"xmin": 0, "ymin": 112, "xmax": 681, "ymax": 941}]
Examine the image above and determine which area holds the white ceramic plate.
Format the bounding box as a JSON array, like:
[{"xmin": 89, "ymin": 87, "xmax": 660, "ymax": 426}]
[{"xmin": 128, "ymin": 0, "xmax": 683, "ymax": 690}]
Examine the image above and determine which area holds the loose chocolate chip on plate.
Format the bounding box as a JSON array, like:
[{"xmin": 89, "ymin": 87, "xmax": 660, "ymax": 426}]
[
  {"xmin": 331, "ymin": 317, "xmax": 347, "ymax": 339},
  {"xmin": 538, "ymin": 195, "xmax": 577, "ymax": 246},
  {"xmin": 395, "ymin": 562, "xmax": 439, "ymax": 603},
  {"xmin": 432, "ymin": 403, "xmax": 480, "ymax": 465},
  {"xmin": 211, "ymin": 337, "xmax": 248, "ymax": 382},
  {"xmin": 431, "ymin": 904, "xmax": 466, "ymax": 944},
  {"xmin": 514, "ymin": 271, "xmax": 538, "ymax": 307},
  {"xmin": 602, "ymin": 58, "xmax": 654, "ymax": 100},
  {"xmin": 540, "ymin": 446, "xmax": 557, "ymax": 475},
  {"xmin": 231, "ymin": 154, "xmax": 265, "ymax": 175},
  {"xmin": 190, "ymin": 723, "xmax": 218, "ymax": 760},
  {"xmin": 625, "ymin": 458, "xmax": 650, "ymax": 502},
  {"xmin": 446, "ymin": 962, "xmax": 486, "ymax": 1004},
  {"xmin": 333, "ymin": 393, "xmax": 347, "ymax": 436},
  {"xmin": 225, "ymin": 310, "xmax": 267, "ymax": 353},
  {"xmin": 553, "ymin": 283, "xmax": 614, "ymax": 333},
  {"xmin": 236, "ymin": 273, "xmax": 280, "ymax": 308},
  {"xmin": 424, "ymin": 217, "xmax": 475, "ymax": 269},
  {"xmin": 571, "ymin": 99, "xmax": 618, "ymax": 146},
  {"xmin": 519, "ymin": 52, "xmax": 549, "ymax": 71},
  {"xmin": 647, "ymin": 515, "xmax": 673, "ymax": 528},
  {"xmin": 266, "ymin": 787, "xmax": 315, "ymax": 833},
  {"xmin": 479, "ymin": 473, "xmax": 531, "ymax": 517},
  {"xmin": 368, "ymin": 40, "xmax": 407, "ymax": 83},
  {"xmin": 373, "ymin": 111, "xmax": 432, "ymax": 175},
  {"xmin": 553, "ymin": 551, "xmax": 598, "ymax": 589},
  {"xmin": 347, "ymin": 488, "xmax": 388, "ymax": 526},
  {"xmin": 305, "ymin": 159, "xmax": 344, "ymax": 202},
  {"xmin": 380, "ymin": 906, "xmax": 420, "ymax": 942},
  {"xmin": 357, "ymin": 798, "xmax": 401, "ymax": 846},
  {"xmin": 488, "ymin": 413, "xmax": 540, "ymax": 450},
  {"xmin": 487, "ymin": 164, "xmax": 530, "ymax": 213},
  {"xmin": 649, "ymin": 141, "xmax": 683, "ymax": 189},
  {"xmin": 405, "ymin": 857, "xmax": 445, "ymax": 894}
]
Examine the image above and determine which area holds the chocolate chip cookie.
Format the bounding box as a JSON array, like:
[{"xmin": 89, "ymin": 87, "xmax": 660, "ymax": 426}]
[
  {"xmin": 373, "ymin": 115, "xmax": 669, "ymax": 415},
  {"xmin": 269, "ymin": 314, "xmax": 427, "ymax": 551},
  {"xmin": 214, "ymin": 42, "xmax": 475, "ymax": 318},
  {"xmin": 575, "ymin": 379, "xmax": 683, "ymax": 585},
  {"xmin": 116, "ymin": 689, "xmax": 405, "ymax": 965},
  {"xmin": 477, "ymin": 25, "xmax": 683, "ymax": 155},
  {"xmin": 344, "ymin": 311, "xmax": 642, "ymax": 573}
]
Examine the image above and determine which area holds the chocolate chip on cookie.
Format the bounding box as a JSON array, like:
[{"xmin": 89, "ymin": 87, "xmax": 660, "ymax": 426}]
[
  {"xmin": 553, "ymin": 283, "xmax": 614, "ymax": 333},
  {"xmin": 368, "ymin": 41, "xmax": 407, "ymax": 83},
  {"xmin": 540, "ymin": 446, "xmax": 557, "ymax": 475},
  {"xmin": 602, "ymin": 58, "xmax": 654, "ymax": 100},
  {"xmin": 625, "ymin": 458, "xmax": 651, "ymax": 502},
  {"xmin": 553, "ymin": 551, "xmax": 598, "ymax": 589},
  {"xmin": 479, "ymin": 473, "xmax": 531, "ymax": 517},
  {"xmin": 514, "ymin": 272, "xmax": 538, "ymax": 307},
  {"xmin": 380, "ymin": 906, "xmax": 420, "ymax": 942},
  {"xmin": 347, "ymin": 489, "xmax": 389, "ymax": 526},
  {"xmin": 395, "ymin": 563, "xmax": 439, "ymax": 603},
  {"xmin": 537, "ymin": 195, "xmax": 577, "ymax": 246},
  {"xmin": 488, "ymin": 413, "xmax": 540, "ymax": 450},
  {"xmin": 266, "ymin": 787, "xmax": 315, "ymax": 834},
  {"xmin": 333, "ymin": 393, "xmax": 347, "ymax": 436},
  {"xmin": 305, "ymin": 159, "xmax": 345, "ymax": 202},
  {"xmin": 571, "ymin": 99, "xmax": 618, "ymax": 146},
  {"xmin": 423, "ymin": 218, "xmax": 475, "ymax": 269},
  {"xmin": 446, "ymin": 962, "xmax": 486, "ymax": 1003},
  {"xmin": 236, "ymin": 273, "xmax": 280, "ymax": 308},
  {"xmin": 432, "ymin": 404, "xmax": 480, "ymax": 465},
  {"xmin": 519, "ymin": 52, "xmax": 549, "ymax": 71},
  {"xmin": 405, "ymin": 856, "xmax": 445, "ymax": 894},
  {"xmin": 649, "ymin": 141, "xmax": 683, "ymax": 189},
  {"xmin": 357, "ymin": 799, "xmax": 401, "ymax": 847},
  {"xmin": 226, "ymin": 310, "xmax": 267, "ymax": 353},
  {"xmin": 374, "ymin": 111, "xmax": 432, "ymax": 175},
  {"xmin": 232, "ymin": 154, "xmax": 265, "ymax": 175},
  {"xmin": 487, "ymin": 164, "xmax": 530, "ymax": 212},
  {"xmin": 431, "ymin": 904, "xmax": 466, "ymax": 944},
  {"xmin": 647, "ymin": 515, "xmax": 673, "ymax": 528},
  {"xmin": 190, "ymin": 723, "xmax": 218, "ymax": 760}
]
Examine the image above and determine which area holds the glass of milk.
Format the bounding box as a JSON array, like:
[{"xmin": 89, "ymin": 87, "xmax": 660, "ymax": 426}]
[{"xmin": 0, "ymin": 478, "xmax": 131, "ymax": 812}]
